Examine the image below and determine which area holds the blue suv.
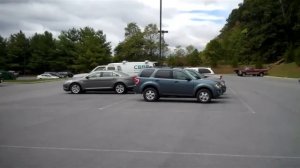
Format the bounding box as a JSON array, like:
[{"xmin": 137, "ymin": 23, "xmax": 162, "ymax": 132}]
[{"xmin": 134, "ymin": 68, "xmax": 223, "ymax": 103}]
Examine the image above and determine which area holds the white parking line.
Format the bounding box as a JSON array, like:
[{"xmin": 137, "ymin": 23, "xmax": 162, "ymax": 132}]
[
  {"xmin": 98, "ymin": 98, "xmax": 128, "ymax": 110},
  {"xmin": 228, "ymin": 87, "xmax": 256, "ymax": 114},
  {"xmin": 0, "ymin": 145, "xmax": 299, "ymax": 159}
]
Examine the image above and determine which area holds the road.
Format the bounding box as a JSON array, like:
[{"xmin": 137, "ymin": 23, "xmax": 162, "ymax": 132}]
[{"xmin": 0, "ymin": 76, "xmax": 300, "ymax": 168}]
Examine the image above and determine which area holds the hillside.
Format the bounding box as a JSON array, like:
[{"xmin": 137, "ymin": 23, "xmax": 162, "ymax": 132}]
[{"xmin": 201, "ymin": 0, "xmax": 300, "ymax": 68}]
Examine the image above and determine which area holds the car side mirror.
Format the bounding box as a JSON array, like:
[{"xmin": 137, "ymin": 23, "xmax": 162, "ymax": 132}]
[
  {"xmin": 86, "ymin": 76, "xmax": 90, "ymax": 79},
  {"xmin": 186, "ymin": 77, "xmax": 192, "ymax": 81}
]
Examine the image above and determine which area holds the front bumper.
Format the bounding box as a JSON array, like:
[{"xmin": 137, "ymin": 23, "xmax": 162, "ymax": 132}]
[{"xmin": 63, "ymin": 83, "xmax": 70, "ymax": 91}]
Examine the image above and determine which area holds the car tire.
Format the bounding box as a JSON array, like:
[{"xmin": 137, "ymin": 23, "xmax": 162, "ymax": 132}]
[
  {"xmin": 143, "ymin": 87, "xmax": 159, "ymax": 102},
  {"xmin": 114, "ymin": 83, "xmax": 127, "ymax": 94},
  {"xmin": 197, "ymin": 89, "xmax": 212, "ymax": 103},
  {"xmin": 259, "ymin": 72, "xmax": 264, "ymax": 77},
  {"xmin": 70, "ymin": 83, "xmax": 82, "ymax": 94}
]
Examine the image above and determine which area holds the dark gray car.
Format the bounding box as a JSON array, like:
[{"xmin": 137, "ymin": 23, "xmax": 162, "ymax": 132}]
[{"xmin": 63, "ymin": 71, "xmax": 135, "ymax": 94}]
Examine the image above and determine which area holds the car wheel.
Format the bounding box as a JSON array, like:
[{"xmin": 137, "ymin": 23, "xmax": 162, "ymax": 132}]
[
  {"xmin": 259, "ymin": 72, "xmax": 264, "ymax": 77},
  {"xmin": 197, "ymin": 89, "xmax": 212, "ymax": 103},
  {"xmin": 115, "ymin": 83, "xmax": 126, "ymax": 94},
  {"xmin": 70, "ymin": 83, "xmax": 82, "ymax": 94},
  {"xmin": 143, "ymin": 88, "xmax": 159, "ymax": 102}
]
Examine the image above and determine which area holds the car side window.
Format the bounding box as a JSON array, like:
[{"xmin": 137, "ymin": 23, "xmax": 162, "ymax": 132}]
[
  {"xmin": 173, "ymin": 71, "xmax": 189, "ymax": 80},
  {"xmin": 107, "ymin": 66, "xmax": 115, "ymax": 70},
  {"xmin": 117, "ymin": 66, "xmax": 122, "ymax": 71},
  {"xmin": 101, "ymin": 72, "xmax": 113, "ymax": 77},
  {"xmin": 198, "ymin": 68, "xmax": 211, "ymax": 74},
  {"xmin": 89, "ymin": 72, "xmax": 101, "ymax": 79},
  {"xmin": 140, "ymin": 69, "xmax": 155, "ymax": 77},
  {"xmin": 154, "ymin": 70, "xmax": 172, "ymax": 79},
  {"xmin": 94, "ymin": 67, "xmax": 106, "ymax": 71}
]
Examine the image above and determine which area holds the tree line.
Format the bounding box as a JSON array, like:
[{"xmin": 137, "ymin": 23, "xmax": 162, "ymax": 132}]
[{"xmin": 2, "ymin": 0, "xmax": 299, "ymax": 75}]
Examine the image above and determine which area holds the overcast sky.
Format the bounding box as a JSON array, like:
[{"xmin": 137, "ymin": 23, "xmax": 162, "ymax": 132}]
[{"xmin": 0, "ymin": 0, "xmax": 243, "ymax": 50}]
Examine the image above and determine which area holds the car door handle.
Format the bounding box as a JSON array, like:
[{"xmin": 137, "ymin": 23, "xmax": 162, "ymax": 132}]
[{"xmin": 174, "ymin": 81, "xmax": 179, "ymax": 83}]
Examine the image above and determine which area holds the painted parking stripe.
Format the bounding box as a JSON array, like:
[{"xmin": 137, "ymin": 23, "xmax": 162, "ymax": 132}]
[
  {"xmin": 229, "ymin": 87, "xmax": 256, "ymax": 114},
  {"xmin": 1, "ymin": 145, "xmax": 300, "ymax": 159}
]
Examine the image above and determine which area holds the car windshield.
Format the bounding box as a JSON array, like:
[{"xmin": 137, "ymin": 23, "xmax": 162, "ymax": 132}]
[{"xmin": 182, "ymin": 70, "xmax": 197, "ymax": 80}]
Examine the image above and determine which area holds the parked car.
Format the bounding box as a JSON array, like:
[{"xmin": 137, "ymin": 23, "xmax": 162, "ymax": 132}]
[
  {"xmin": 44, "ymin": 72, "xmax": 65, "ymax": 78},
  {"xmin": 73, "ymin": 60, "xmax": 156, "ymax": 78},
  {"xmin": 58, "ymin": 71, "xmax": 73, "ymax": 78},
  {"xmin": 234, "ymin": 67, "xmax": 268, "ymax": 77},
  {"xmin": 185, "ymin": 69, "xmax": 226, "ymax": 94},
  {"xmin": 134, "ymin": 68, "xmax": 223, "ymax": 103},
  {"xmin": 0, "ymin": 70, "xmax": 17, "ymax": 80},
  {"xmin": 185, "ymin": 67, "xmax": 222, "ymax": 79},
  {"xmin": 8, "ymin": 70, "xmax": 19, "ymax": 77},
  {"xmin": 0, "ymin": 72, "xmax": 2, "ymax": 83},
  {"xmin": 37, "ymin": 73, "xmax": 60, "ymax": 79},
  {"xmin": 63, "ymin": 71, "xmax": 135, "ymax": 94}
]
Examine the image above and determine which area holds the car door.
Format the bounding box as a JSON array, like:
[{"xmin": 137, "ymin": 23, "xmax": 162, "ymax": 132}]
[
  {"xmin": 98, "ymin": 71, "xmax": 116, "ymax": 89},
  {"xmin": 82, "ymin": 72, "xmax": 102, "ymax": 89},
  {"xmin": 153, "ymin": 70, "xmax": 174, "ymax": 95},
  {"xmin": 172, "ymin": 70, "xmax": 194, "ymax": 96}
]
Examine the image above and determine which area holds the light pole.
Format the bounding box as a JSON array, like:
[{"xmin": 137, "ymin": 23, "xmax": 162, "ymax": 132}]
[
  {"xmin": 158, "ymin": 30, "xmax": 168, "ymax": 58},
  {"xmin": 159, "ymin": 0, "xmax": 162, "ymax": 59}
]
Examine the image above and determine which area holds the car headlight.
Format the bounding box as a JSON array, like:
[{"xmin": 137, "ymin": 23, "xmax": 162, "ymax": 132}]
[
  {"xmin": 64, "ymin": 80, "xmax": 73, "ymax": 84},
  {"xmin": 215, "ymin": 82, "xmax": 222, "ymax": 89}
]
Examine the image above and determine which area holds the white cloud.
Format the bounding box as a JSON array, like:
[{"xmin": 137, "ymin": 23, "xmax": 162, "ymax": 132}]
[{"xmin": 0, "ymin": 0, "xmax": 243, "ymax": 51}]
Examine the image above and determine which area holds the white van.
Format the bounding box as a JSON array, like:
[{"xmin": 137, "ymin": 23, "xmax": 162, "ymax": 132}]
[
  {"xmin": 91, "ymin": 60, "xmax": 156, "ymax": 76},
  {"xmin": 73, "ymin": 60, "xmax": 156, "ymax": 78}
]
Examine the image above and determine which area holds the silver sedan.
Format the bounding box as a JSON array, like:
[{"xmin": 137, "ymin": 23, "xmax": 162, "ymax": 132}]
[{"xmin": 63, "ymin": 71, "xmax": 135, "ymax": 94}]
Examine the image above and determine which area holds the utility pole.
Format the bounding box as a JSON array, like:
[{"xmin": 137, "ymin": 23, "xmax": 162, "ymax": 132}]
[{"xmin": 159, "ymin": 0, "xmax": 162, "ymax": 59}]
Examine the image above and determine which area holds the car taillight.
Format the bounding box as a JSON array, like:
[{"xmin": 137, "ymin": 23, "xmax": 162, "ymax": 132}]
[{"xmin": 133, "ymin": 76, "xmax": 140, "ymax": 85}]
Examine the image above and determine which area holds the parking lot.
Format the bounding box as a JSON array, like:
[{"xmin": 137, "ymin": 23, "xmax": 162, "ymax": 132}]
[{"xmin": 0, "ymin": 75, "xmax": 300, "ymax": 168}]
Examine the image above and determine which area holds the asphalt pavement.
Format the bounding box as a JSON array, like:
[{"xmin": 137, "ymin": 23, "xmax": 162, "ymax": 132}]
[{"xmin": 0, "ymin": 75, "xmax": 300, "ymax": 168}]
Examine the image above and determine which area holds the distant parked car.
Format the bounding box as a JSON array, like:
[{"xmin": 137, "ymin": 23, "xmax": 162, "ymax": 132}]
[
  {"xmin": 0, "ymin": 72, "xmax": 2, "ymax": 83},
  {"xmin": 234, "ymin": 67, "xmax": 268, "ymax": 77},
  {"xmin": 37, "ymin": 74, "xmax": 60, "ymax": 79},
  {"xmin": 58, "ymin": 71, "xmax": 73, "ymax": 78},
  {"xmin": 63, "ymin": 71, "xmax": 135, "ymax": 94},
  {"xmin": 134, "ymin": 68, "xmax": 223, "ymax": 103},
  {"xmin": 185, "ymin": 67, "xmax": 222, "ymax": 79},
  {"xmin": 0, "ymin": 70, "xmax": 17, "ymax": 80},
  {"xmin": 44, "ymin": 72, "xmax": 64, "ymax": 78}
]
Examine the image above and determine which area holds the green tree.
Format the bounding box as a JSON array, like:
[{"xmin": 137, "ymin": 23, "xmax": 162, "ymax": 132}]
[
  {"xmin": 143, "ymin": 24, "xmax": 160, "ymax": 60},
  {"xmin": 28, "ymin": 31, "xmax": 56, "ymax": 73},
  {"xmin": 73, "ymin": 27, "xmax": 111, "ymax": 72},
  {"xmin": 203, "ymin": 39, "xmax": 223, "ymax": 67},
  {"xmin": 186, "ymin": 49, "xmax": 201, "ymax": 66},
  {"xmin": 0, "ymin": 36, "xmax": 7, "ymax": 69},
  {"xmin": 56, "ymin": 28, "xmax": 81, "ymax": 71},
  {"xmin": 114, "ymin": 23, "xmax": 145, "ymax": 62},
  {"xmin": 6, "ymin": 31, "xmax": 30, "ymax": 74},
  {"xmin": 125, "ymin": 23, "xmax": 141, "ymax": 38}
]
